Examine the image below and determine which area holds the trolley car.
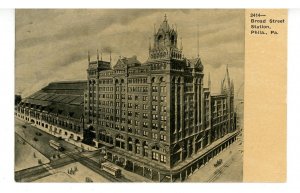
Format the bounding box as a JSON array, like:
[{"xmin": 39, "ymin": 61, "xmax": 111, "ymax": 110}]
[
  {"xmin": 101, "ymin": 162, "xmax": 122, "ymax": 178},
  {"xmin": 49, "ymin": 140, "xmax": 64, "ymax": 151}
]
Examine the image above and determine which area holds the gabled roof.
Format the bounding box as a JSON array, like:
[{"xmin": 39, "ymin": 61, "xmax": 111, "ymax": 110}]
[
  {"xmin": 187, "ymin": 57, "xmax": 203, "ymax": 69},
  {"xmin": 114, "ymin": 56, "xmax": 141, "ymax": 69}
]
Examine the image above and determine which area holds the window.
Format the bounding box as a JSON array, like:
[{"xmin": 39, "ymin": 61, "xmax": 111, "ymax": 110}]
[
  {"xmin": 152, "ymin": 152, "xmax": 159, "ymax": 160},
  {"xmin": 160, "ymin": 134, "xmax": 167, "ymax": 141},
  {"xmin": 160, "ymin": 96, "xmax": 166, "ymax": 102},
  {"xmin": 152, "ymin": 114, "xmax": 158, "ymax": 120},
  {"xmin": 143, "ymin": 122, "xmax": 148, "ymax": 128},
  {"xmin": 136, "ymin": 146, "xmax": 140, "ymax": 154},
  {"xmin": 135, "ymin": 112, "xmax": 139, "ymax": 118},
  {"xmin": 143, "ymin": 96, "xmax": 148, "ymax": 101},
  {"xmin": 135, "ymin": 120, "xmax": 139, "ymax": 126},
  {"xmin": 152, "ymin": 123, "xmax": 158, "ymax": 130},
  {"xmin": 134, "ymin": 104, "xmax": 139, "ymax": 109},
  {"xmin": 152, "ymin": 86, "xmax": 158, "ymax": 92},
  {"xmin": 135, "ymin": 96, "xmax": 139, "ymax": 100},
  {"xmin": 128, "ymin": 95, "xmax": 132, "ymax": 100},
  {"xmin": 128, "ymin": 103, "xmax": 132, "ymax": 108},
  {"xmin": 160, "ymin": 155, "xmax": 166, "ymax": 163},
  {"xmin": 121, "ymin": 126, "xmax": 125, "ymax": 131},
  {"xmin": 152, "ymin": 105, "xmax": 158, "ymax": 111},
  {"xmin": 143, "ymin": 113, "xmax": 148, "ymax": 119},
  {"xmin": 161, "ymin": 106, "xmax": 166, "ymax": 112},
  {"xmin": 152, "ymin": 96, "xmax": 158, "ymax": 101},
  {"xmin": 152, "ymin": 133, "xmax": 158, "ymax": 139},
  {"xmin": 143, "ymin": 130, "xmax": 148, "ymax": 136},
  {"xmin": 143, "ymin": 104, "xmax": 148, "ymax": 110},
  {"xmin": 128, "ymin": 127, "xmax": 132, "ymax": 133}
]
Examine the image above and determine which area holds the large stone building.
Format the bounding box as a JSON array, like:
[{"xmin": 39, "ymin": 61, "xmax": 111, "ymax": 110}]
[
  {"xmin": 16, "ymin": 16, "xmax": 238, "ymax": 182},
  {"xmin": 83, "ymin": 16, "xmax": 238, "ymax": 181}
]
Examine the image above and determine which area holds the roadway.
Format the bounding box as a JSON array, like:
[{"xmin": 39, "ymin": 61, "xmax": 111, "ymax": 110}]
[{"xmin": 15, "ymin": 117, "xmax": 131, "ymax": 182}]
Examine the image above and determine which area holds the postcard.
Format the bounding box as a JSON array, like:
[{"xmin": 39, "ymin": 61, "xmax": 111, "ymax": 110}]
[{"xmin": 14, "ymin": 9, "xmax": 286, "ymax": 182}]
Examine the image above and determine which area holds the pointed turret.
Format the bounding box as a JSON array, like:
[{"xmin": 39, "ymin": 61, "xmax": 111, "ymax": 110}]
[
  {"xmin": 208, "ymin": 73, "xmax": 211, "ymax": 90},
  {"xmin": 149, "ymin": 37, "xmax": 151, "ymax": 51},
  {"xmin": 109, "ymin": 51, "xmax": 112, "ymax": 64},
  {"xmin": 226, "ymin": 64, "xmax": 231, "ymax": 86},
  {"xmin": 180, "ymin": 37, "xmax": 183, "ymax": 50},
  {"xmin": 231, "ymin": 80, "xmax": 234, "ymax": 93}
]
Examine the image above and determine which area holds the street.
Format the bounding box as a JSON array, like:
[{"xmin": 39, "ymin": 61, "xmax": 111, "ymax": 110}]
[
  {"xmin": 186, "ymin": 126, "xmax": 244, "ymax": 182},
  {"xmin": 15, "ymin": 117, "xmax": 132, "ymax": 182}
]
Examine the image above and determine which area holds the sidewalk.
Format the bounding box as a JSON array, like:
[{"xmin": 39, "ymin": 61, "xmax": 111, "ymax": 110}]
[{"xmin": 186, "ymin": 139, "xmax": 243, "ymax": 182}]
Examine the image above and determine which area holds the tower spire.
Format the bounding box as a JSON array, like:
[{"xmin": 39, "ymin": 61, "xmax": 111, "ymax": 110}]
[
  {"xmin": 88, "ymin": 50, "xmax": 90, "ymax": 62},
  {"xmin": 180, "ymin": 37, "xmax": 183, "ymax": 50},
  {"xmin": 164, "ymin": 13, "xmax": 167, "ymax": 22},
  {"xmin": 110, "ymin": 51, "xmax": 112, "ymax": 63},
  {"xmin": 149, "ymin": 37, "xmax": 151, "ymax": 50},
  {"xmin": 97, "ymin": 49, "xmax": 99, "ymax": 60},
  {"xmin": 208, "ymin": 72, "xmax": 211, "ymax": 90},
  {"xmin": 226, "ymin": 64, "xmax": 230, "ymax": 85},
  {"xmin": 197, "ymin": 24, "xmax": 199, "ymax": 58},
  {"xmin": 101, "ymin": 51, "xmax": 102, "ymax": 61}
]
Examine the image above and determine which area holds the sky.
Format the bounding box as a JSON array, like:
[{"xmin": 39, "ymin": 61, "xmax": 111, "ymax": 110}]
[{"xmin": 15, "ymin": 9, "xmax": 245, "ymax": 99}]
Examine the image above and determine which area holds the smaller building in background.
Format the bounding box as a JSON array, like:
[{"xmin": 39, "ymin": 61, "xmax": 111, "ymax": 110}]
[{"xmin": 16, "ymin": 81, "xmax": 86, "ymax": 142}]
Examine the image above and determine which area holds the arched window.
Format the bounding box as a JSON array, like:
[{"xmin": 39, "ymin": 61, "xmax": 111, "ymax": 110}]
[
  {"xmin": 157, "ymin": 34, "xmax": 164, "ymax": 46},
  {"xmin": 135, "ymin": 139, "xmax": 141, "ymax": 154},
  {"xmin": 128, "ymin": 137, "xmax": 133, "ymax": 151},
  {"xmin": 143, "ymin": 141, "xmax": 149, "ymax": 157},
  {"xmin": 116, "ymin": 134, "xmax": 125, "ymax": 149},
  {"xmin": 171, "ymin": 35, "xmax": 176, "ymax": 45}
]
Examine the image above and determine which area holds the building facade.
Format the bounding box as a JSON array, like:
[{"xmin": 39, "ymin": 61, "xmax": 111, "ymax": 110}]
[{"xmin": 83, "ymin": 16, "xmax": 238, "ymax": 181}]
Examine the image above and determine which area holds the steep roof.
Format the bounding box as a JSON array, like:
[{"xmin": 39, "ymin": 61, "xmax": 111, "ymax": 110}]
[{"xmin": 114, "ymin": 56, "xmax": 141, "ymax": 69}]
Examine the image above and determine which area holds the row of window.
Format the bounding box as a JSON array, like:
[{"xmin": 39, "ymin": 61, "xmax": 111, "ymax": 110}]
[
  {"xmin": 128, "ymin": 78, "xmax": 148, "ymax": 84},
  {"xmin": 128, "ymin": 87, "xmax": 149, "ymax": 93},
  {"xmin": 113, "ymin": 124, "xmax": 167, "ymax": 140},
  {"xmin": 152, "ymin": 152, "xmax": 167, "ymax": 163},
  {"xmin": 128, "ymin": 68, "xmax": 149, "ymax": 74},
  {"xmin": 97, "ymin": 118, "xmax": 167, "ymax": 133},
  {"xmin": 99, "ymin": 87, "xmax": 114, "ymax": 92},
  {"xmin": 87, "ymin": 102, "xmax": 167, "ymax": 114},
  {"xmin": 89, "ymin": 86, "xmax": 167, "ymax": 95},
  {"xmin": 151, "ymin": 63, "xmax": 167, "ymax": 70}
]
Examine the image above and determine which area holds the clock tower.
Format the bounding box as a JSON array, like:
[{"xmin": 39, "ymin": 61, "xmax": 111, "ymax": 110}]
[{"xmin": 149, "ymin": 14, "xmax": 183, "ymax": 60}]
